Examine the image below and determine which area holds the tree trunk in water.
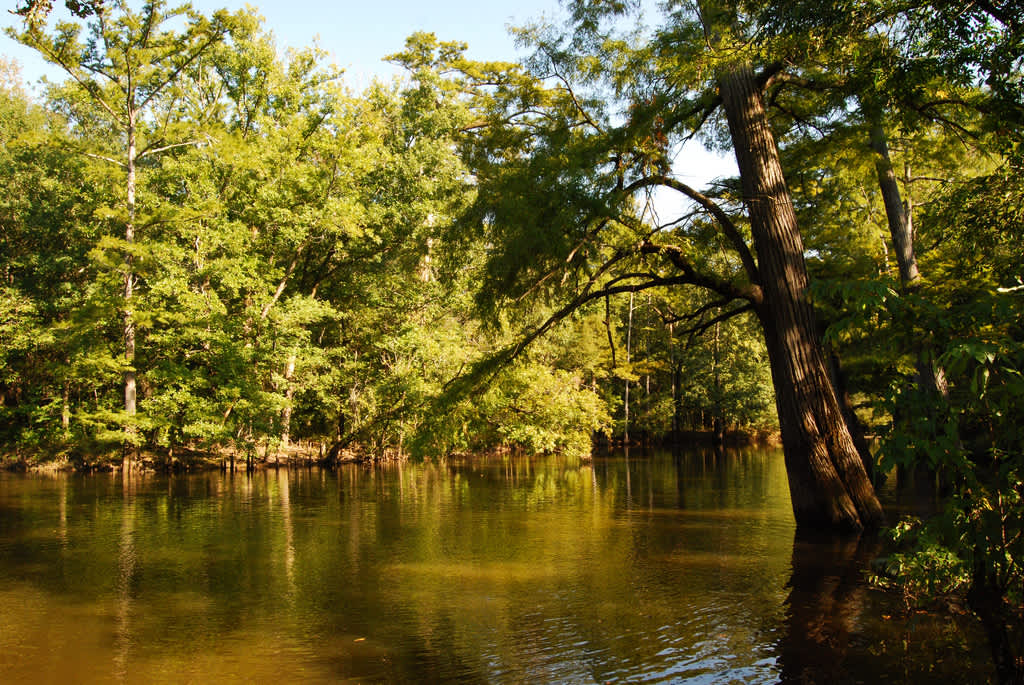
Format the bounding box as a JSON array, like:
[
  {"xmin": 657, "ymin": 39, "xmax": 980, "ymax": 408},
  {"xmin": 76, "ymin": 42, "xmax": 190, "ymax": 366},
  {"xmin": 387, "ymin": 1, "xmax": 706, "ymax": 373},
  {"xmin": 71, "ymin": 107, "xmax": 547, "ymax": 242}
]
[
  {"xmin": 669, "ymin": 322, "xmax": 682, "ymax": 443},
  {"xmin": 624, "ymin": 291, "xmax": 634, "ymax": 444},
  {"xmin": 718, "ymin": 62, "xmax": 883, "ymax": 531},
  {"xmin": 711, "ymin": 318, "xmax": 724, "ymax": 445}
]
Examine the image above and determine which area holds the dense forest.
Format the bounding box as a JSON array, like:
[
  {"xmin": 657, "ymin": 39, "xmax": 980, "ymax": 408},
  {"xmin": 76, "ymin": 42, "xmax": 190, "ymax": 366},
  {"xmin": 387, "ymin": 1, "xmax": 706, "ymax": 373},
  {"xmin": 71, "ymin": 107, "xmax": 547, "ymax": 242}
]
[
  {"xmin": 1, "ymin": 0, "xmax": 1023, "ymax": 676},
  {"xmin": 1, "ymin": 2, "xmax": 785, "ymax": 472}
]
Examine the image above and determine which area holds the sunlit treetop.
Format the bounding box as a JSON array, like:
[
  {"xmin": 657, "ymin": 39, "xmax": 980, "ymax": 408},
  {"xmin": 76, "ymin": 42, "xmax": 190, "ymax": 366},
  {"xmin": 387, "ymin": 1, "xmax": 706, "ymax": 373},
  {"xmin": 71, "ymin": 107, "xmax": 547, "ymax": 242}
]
[{"xmin": 13, "ymin": 0, "xmax": 103, "ymax": 25}]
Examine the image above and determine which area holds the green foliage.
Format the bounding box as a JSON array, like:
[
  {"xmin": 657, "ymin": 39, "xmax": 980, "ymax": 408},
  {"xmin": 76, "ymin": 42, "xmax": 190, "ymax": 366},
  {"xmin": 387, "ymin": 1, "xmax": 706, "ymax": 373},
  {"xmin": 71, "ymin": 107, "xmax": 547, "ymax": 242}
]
[
  {"xmin": 870, "ymin": 517, "xmax": 971, "ymax": 608},
  {"xmin": 3, "ymin": 0, "xmax": 1011, "ymax": 492},
  {"xmin": 921, "ymin": 157, "xmax": 1024, "ymax": 290},
  {"xmin": 1, "ymin": 13, "xmax": 619, "ymax": 466},
  {"xmin": 422, "ymin": 359, "xmax": 611, "ymax": 460},
  {"xmin": 864, "ymin": 147, "xmax": 1024, "ymax": 678}
]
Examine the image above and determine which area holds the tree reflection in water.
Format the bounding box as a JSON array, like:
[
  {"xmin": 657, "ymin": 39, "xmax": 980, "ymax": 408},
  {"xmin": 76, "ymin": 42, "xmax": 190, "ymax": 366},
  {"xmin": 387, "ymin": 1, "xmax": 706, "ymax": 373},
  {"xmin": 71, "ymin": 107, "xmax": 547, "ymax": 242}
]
[
  {"xmin": 778, "ymin": 531, "xmax": 879, "ymax": 683},
  {"xmin": 0, "ymin": 452, "xmax": 999, "ymax": 683},
  {"xmin": 777, "ymin": 528, "xmax": 995, "ymax": 683}
]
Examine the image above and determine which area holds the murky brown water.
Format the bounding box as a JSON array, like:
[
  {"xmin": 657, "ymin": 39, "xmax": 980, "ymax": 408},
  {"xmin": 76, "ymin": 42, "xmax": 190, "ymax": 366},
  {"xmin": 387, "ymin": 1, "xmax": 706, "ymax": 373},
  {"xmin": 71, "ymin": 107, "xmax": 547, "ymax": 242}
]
[{"xmin": 0, "ymin": 448, "xmax": 993, "ymax": 683}]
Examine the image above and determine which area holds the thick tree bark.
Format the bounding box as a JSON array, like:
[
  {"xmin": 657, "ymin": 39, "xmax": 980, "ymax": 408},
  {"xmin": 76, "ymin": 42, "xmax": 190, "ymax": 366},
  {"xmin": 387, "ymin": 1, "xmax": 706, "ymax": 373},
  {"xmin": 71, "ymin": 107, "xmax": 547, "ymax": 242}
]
[{"xmin": 718, "ymin": 62, "xmax": 883, "ymax": 531}]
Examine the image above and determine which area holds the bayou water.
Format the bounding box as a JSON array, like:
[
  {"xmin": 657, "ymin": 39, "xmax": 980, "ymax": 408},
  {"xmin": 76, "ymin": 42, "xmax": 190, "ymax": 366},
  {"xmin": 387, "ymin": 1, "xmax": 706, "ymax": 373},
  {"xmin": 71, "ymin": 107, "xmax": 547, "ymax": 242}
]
[{"xmin": 0, "ymin": 448, "xmax": 993, "ymax": 683}]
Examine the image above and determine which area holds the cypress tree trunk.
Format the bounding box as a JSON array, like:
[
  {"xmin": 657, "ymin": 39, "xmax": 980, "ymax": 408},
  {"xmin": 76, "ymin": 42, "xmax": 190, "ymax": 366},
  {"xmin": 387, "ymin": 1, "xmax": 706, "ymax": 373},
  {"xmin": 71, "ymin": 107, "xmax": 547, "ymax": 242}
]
[
  {"xmin": 718, "ymin": 62, "xmax": 883, "ymax": 531},
  {"xmin": 61, "ymin": 379, "xmax": 71, "ymax": 434},
  {"xmin": 670, "ymin": 322, "xmax": 682, "ymax": 443},
  {"xmin": 869, "ymin": 122, "xmax": 948, "ymax": 401},
  {"xmin": 624, "ymin": 291, "xmax": 634, "ymax": 444}
]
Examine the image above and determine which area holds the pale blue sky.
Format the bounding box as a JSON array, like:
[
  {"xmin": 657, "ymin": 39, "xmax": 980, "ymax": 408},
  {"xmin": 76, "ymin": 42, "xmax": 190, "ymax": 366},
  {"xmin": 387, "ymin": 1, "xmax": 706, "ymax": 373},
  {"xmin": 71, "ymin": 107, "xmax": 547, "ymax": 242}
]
[
  {"xmin": 191, "ymin": 0, "xmax": 567, "ymax": 87},
  {"xmin": 2, "ymin": 0, "xmax": 564, "ymax": 89},
  {"xmin": 1, "ymin": 0, "xmax": 735, "ymax": 196}
]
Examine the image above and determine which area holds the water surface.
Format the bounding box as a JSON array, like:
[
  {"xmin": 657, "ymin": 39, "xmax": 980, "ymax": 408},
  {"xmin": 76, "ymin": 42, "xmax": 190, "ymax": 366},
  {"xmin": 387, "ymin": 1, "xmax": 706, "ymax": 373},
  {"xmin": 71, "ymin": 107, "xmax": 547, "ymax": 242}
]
[{"xmin": 0, "ymin": 448, "xmax": 991, "ymax": 683}]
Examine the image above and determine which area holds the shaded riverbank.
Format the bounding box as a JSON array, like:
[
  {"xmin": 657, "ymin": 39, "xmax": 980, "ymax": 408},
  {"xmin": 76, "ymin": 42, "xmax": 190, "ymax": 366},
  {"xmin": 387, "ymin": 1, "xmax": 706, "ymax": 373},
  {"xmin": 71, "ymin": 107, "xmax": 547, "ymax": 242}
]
[{"xmin": 2, "ymin": 428, "xmax": 782, "ymax": 474}]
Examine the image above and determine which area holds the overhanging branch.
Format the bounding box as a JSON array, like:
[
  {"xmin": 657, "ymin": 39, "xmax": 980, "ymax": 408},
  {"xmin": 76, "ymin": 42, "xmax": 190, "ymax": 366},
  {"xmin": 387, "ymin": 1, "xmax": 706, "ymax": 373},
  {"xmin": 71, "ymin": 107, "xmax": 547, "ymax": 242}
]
[
  {"xmin": 623, "ymin": 174, "xmax": 760, "ymax": 285},
  {"xmin": 679, "ymin": 303, "xmax": 755, "ymax": 346},
  {"xmin": 78, "ymin": 150, "xmax": 126, "ymax": 168},
  {"xmin": 137, "ymin": 138, "xmax": 209, "ymax": 159},
  {"xmin": 660, "ymin": 295, "xmax": 735, "ymax": 325},
  {"xmin": 506, "ymin": 273, "xmax": 700, "ymax": 366},
  {"xmin": 637, "ymin": 238, "xmax": 762, "ymax": 304}
]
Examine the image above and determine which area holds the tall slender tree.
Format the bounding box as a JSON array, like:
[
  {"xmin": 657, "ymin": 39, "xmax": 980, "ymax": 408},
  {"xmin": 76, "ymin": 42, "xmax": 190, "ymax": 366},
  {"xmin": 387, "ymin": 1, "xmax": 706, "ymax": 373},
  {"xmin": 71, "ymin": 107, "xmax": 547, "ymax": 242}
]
[{"xmin": 9, "ymin": 0, "xmax": 234, "ymax": 470}]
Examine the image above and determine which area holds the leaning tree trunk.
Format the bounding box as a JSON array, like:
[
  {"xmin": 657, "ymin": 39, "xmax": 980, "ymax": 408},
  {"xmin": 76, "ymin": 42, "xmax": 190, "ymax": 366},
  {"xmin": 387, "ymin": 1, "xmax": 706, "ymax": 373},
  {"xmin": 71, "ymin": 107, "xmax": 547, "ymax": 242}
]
[
  {"xmin": 718, "ymin": 62, "xmax": 884, "ymax": 531},
  {"xmin": 869, "ymin": 121, "xmax": 948, "ymax": 395},
  {"xmin": 868, "ymin": 121, "xmax": 920, "ymax": 286}
]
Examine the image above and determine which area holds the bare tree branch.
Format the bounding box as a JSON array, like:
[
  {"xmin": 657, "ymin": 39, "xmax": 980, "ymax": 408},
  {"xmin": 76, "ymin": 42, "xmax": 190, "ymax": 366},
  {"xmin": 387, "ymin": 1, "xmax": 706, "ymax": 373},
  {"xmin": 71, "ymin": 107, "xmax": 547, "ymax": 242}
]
[
  {"xmin": 538, "ymin": 44, "xmax": 605, "ymax": 134},
  {"xmin": 137, "ymin": 138, "xmax": 208, "ymax": 159},
  {"xmin": 663, "ymin": 93, "xmax": 722, "ymax": 143},
  {"xmin": 660, "ymin": 295, "xmax": 736, "ymax": 325},
  {"xmin": 604, "ymin": 294, "xmax": 617, "ymax": 367},
  {"xmin": 767, "ymin": 95, "xmax": 828, "ymax": 138},
  {"xmin": 78, "ymin": 150, "xmax": 126, "ymax": 168},
  {"xmin": 679, "ymin": 303, "xmax": 755, "ymax": 345},
  {"xmin": 260, "ymin": 251, "xmax": 300, "ymax": 320},
  {"xmin": 762, "ymin": 69, "xmax": 826, "ymax": 93},
  {"xmin": 25, "ymin": 35, "xmax": 121, "ymax": 121},
  {"xmin": 505, "ymin": 273, "xmax": 701, "ymax": 367},
  {"xmin": 135, "ymin": 27, "xmax": 227, "ymax": 113}
]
